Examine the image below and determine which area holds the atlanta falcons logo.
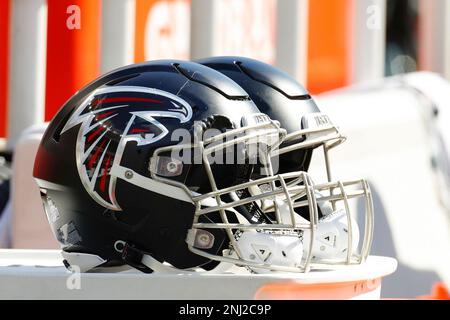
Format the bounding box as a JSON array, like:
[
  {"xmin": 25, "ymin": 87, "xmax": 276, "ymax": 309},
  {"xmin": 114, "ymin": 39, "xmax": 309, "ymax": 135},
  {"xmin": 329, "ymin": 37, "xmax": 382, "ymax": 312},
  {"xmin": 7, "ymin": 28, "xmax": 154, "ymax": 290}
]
[{"xmin": 61, "ymin": 86, "xmax": 193, "ymax": 211}]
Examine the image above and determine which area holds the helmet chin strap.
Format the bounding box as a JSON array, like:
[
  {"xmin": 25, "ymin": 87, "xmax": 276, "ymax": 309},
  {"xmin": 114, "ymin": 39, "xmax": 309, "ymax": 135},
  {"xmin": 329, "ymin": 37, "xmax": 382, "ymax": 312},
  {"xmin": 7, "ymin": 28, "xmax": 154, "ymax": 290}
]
[
  {"xmin": 241, "ymin": 183, "xmax": 360, "ymax": 265},
  {"xmin": 233, "ymin": 230, "xmax": 304, "ymax": 273},
  {"xmin": 217, "ymin": 194, "xmax": 306, "ymax": 273},
  {"xmin": 110, "ymin": 198, "xmax": 357, "ymax": 274}
]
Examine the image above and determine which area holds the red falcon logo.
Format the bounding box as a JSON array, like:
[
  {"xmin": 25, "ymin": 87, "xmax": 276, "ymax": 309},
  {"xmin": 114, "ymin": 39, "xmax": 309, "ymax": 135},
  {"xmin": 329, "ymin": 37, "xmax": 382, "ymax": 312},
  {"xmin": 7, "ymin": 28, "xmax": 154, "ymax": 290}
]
[{"xmin": 61, "ymin": 86, "xmax": 193, "ymax": 211}]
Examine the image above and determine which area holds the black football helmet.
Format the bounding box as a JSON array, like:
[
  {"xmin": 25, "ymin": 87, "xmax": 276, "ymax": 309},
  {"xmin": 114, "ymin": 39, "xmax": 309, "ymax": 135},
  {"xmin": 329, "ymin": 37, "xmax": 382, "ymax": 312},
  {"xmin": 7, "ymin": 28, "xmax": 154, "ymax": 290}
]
[
  {"xmin": 198, "ymin": 57, "xmax": 374, "ymax": 266},
  {"xmin": 34, "ymin": 60, "xmax": 328, "ymax": 273}
]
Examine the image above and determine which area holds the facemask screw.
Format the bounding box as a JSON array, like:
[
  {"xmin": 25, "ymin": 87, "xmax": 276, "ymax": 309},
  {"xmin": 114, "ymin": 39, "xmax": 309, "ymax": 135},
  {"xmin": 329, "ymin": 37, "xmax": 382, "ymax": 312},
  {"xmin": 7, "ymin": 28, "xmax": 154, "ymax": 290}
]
[
  {"xmin": 125, "ymin": 170, "xmax": 133, "ymax": 179},
  {"xmin": 249, "ymin": 254, "xmax": 256, "ymax": 260},
  {"xmin": 167, "ymin": 162, "xmax": 177, "ymax": 173}
]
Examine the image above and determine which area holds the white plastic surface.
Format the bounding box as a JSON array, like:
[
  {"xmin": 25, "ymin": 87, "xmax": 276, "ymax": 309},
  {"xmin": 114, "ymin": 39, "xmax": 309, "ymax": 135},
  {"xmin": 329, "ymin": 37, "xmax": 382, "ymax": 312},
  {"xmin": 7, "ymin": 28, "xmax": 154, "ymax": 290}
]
[
  {"xmin": 10, "ymin": 125, "xmax": 58, "ymax": 249},
  {"xmin": 0, "ymin": 249, "xmax": 397, "ymax": 300}
]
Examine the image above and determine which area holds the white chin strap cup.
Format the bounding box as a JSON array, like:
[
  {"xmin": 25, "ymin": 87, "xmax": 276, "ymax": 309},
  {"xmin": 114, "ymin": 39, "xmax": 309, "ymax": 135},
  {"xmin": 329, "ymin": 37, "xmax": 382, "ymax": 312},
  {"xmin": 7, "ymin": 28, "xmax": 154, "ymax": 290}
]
[
  {"xmin": 303, "ymin": 208, "xmax": 360, "ymax": 261},
  {"xmin": 234, "ymin": 231, "xmax": 304, "ymax": 273}
]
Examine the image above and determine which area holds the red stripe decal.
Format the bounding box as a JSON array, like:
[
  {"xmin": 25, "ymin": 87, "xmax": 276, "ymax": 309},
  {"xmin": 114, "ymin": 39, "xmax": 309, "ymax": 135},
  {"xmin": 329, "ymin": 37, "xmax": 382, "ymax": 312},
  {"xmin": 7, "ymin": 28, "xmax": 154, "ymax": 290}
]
[
  {"xmin": 130, "ymin": 128, "xmax": 149, "ymax": 134},
  {"xmin": 87, "ymin": 126, "xmax": 104, "ymax": 143},
  {"xmin": 92, "ymin": 97, "xmax": 162, "ymax": 106},
  {"xmin": 88, "ymin": 139, "xmax": 107, "ymax": 169},
  {"xmin": 95, "ymin": 110, "xmax": 116, "ymax": 120},
  {"xmin": 99, "ymin": 154, "xmax": 112, "ymax": 192}
]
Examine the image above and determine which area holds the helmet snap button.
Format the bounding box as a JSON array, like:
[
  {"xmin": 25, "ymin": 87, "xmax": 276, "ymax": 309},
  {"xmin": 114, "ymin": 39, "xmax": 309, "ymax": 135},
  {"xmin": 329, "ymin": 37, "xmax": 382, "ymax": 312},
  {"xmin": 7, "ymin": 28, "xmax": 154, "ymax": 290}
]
[
  {"xmin": 114, "ymin": 240, "xmax": 126, "ymax": 252},
  {"xmin": 125, "ymin": 170, "xmax": 133, "ymax": 179}
]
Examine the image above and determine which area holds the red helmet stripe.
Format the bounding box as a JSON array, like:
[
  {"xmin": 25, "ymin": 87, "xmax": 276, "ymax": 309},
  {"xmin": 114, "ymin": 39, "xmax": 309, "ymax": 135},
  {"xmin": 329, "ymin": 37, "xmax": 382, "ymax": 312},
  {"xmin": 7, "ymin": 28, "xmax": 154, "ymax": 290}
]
[
  {"xmin": 95, "ymin": 110, "xmax": 116, "ymax": 120},
  {"xmin": 130, "ymin": 128, "xmax": 149, "ymax": 134},
  {"xmin": 88, "ymin": 139, "xmax": 107, "ymax": 169},
  {"xmin": 87, "ymin": 126, "xmax": 104, "ymax": 143},
  {"xmin": 92, "ymin": 97, "xmax": 162, "ymax": 106}
]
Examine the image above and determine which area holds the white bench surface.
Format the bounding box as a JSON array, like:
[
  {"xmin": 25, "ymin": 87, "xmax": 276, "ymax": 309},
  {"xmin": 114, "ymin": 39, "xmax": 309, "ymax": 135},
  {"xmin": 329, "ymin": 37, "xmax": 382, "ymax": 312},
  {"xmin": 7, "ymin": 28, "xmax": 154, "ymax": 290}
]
[{"xmin": 0, "ymin": 249, "xmax": 397, "ymax": 299}]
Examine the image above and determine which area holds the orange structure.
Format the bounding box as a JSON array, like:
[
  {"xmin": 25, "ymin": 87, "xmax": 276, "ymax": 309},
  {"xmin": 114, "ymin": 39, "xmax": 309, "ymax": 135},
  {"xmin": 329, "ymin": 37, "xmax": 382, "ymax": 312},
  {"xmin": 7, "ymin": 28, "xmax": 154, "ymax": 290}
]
[
  {"xmin": 255, "ymin": 278, "xmax": 382, "ymax": 300},
  {"xmin": 418, "ymin": 283, "xmax": 450, "ymax": 300},
  {"xmin": 134, "ymin": 0, "xmax": 156, "ymax": 63},
  {"xmin": 307, "ymin": 0, "xmax": 353, "ymax": 94},
  {"xmin": 45, "ymin": 0, "xmax": 101, "ymax": 121},
  {"xmin": 134, "ymin": 0, "xmax": 191, "ymax": 62}
]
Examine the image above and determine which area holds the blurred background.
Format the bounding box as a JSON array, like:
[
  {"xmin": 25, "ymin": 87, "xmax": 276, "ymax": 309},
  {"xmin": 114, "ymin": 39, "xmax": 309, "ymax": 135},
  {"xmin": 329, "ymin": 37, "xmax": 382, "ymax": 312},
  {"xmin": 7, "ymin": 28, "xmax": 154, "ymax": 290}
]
[{"xmin": 0, "ymin": 0, "xmax": 449, "ymax": 299}]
